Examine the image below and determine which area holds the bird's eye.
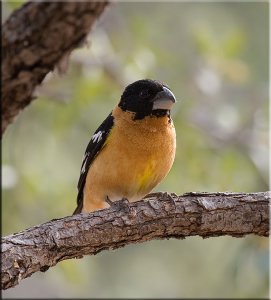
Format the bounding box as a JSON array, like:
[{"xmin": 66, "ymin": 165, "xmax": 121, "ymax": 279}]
[{"xmin": 139, "ymin": 89, "xmax": 150, "ymax": 99}]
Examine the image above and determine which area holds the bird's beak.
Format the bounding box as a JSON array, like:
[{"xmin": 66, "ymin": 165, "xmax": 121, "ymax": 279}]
[{"xmin": 152, "ymin": 86, "xmax": 176, "ymax": 110}]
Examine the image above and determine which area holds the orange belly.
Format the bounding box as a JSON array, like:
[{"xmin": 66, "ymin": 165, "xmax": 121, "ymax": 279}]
[{"xmin": 82, "ymin": 108, "xmax": 176, "ymax": 212}]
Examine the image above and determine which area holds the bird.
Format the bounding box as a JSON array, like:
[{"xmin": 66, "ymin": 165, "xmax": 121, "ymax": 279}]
[{"xmin": 73, "ymin": 79, "xmax": 176, "ymax": 214}]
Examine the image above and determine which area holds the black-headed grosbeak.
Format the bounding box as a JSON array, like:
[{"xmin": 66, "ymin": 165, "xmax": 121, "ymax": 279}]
[{"xmin": 73, "ymin": 79, "xmax": 176, "ymax": 214}]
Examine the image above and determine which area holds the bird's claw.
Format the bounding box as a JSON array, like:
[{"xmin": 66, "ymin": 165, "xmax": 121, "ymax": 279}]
[
  {"xmin": 105, "ymin": 196, "xmax": 131, "ymax": 213},
  {"xmin": 161, "ymin": 192, "xmax": 177, "ymax": 209},
  {"xmin": 162, "ymin": 191, "xmax": 177, "ymax": 200},
  {"xmin": 105, "ymin": 195, "xmax": 114, "ymax": 206}
]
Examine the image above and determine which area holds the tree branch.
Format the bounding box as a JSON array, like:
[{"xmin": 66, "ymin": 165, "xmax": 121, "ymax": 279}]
[
  {"xmin": 2, "ymin": 191, "xmax": 269, "ymax": 290},
  {"xmin": 2, "ymin": 1, "xmax": 109, "ymax": 135}
]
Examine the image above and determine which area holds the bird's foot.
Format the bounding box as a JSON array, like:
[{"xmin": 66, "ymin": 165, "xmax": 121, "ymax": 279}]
[
  {"xmin": 161, "ymin": 191, "xmax": 177, "ymax": 200},
  {"xmin": 105, "ymin": 196, "xmax": 131, "ymax": 213},
  {"xmin": 161, "ymin": 192, "xmax": 177, "ymax": 209}
]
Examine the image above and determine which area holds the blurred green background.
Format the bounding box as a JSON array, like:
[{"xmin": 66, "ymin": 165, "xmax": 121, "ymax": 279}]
[{"xmin": 2, "ymin": 1, "xmax": 269, "ymax": 298}]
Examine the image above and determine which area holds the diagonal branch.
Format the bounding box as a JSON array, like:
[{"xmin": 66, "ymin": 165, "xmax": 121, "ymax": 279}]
[
  {"xmin": 2, "ymin": 191, "xmax": 269, "ymax": 290},
  {"xmin": 2, "ymin": 1, "xmax": 109, "ymax": 135}
]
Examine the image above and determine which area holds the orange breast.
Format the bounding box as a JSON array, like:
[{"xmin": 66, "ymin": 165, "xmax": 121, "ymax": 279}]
[{"xmin": 82, "ymin": 107, "xmax": 176, "ymax": 212}]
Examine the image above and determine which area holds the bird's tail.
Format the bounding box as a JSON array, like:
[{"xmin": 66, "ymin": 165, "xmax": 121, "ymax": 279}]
[
  {"xmin": 72, "ymin": 202, "xmax": 83, "ymax": 215},
  {"xmin": 73, "ymin": 194, "xmax": 83, "ymax": 215}
]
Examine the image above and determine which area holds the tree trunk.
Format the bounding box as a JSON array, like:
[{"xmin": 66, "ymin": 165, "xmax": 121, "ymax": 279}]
[{"xmin": 2, "ymin": 1, "xmax": 109, "ymax": 135}]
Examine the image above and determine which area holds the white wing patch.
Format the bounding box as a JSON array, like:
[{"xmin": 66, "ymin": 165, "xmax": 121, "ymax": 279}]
[
  {"xmin": 81, "ymin": 153, "xmax": 89, "ymax": 174},
  {"xmin": 92, "ymin": 131, "xmax": 104, "ymax": 143},
  {"xmin": 81, "ymin": 152, "xmax": 87, "ymax": 162}
]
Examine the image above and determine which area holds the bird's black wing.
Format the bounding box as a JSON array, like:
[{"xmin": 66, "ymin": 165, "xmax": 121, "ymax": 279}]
[{"xmin": 73, "ymin": 112, "xmax": 114, "ymax": 214}]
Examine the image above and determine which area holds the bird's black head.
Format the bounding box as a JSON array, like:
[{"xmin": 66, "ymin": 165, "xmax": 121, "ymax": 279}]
[{"xmin": 118, "ymin": 79, "xmax": 176, "ymax": 120}]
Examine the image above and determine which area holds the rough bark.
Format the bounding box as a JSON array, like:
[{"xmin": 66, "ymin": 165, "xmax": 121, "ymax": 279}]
[
  {"xmin": 2, "ymin": 191, "xmax": 269, "ymax": 290},
  {"xmin": 2, "ymin": 1, "xmax": 109, "ymax": 135}
]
